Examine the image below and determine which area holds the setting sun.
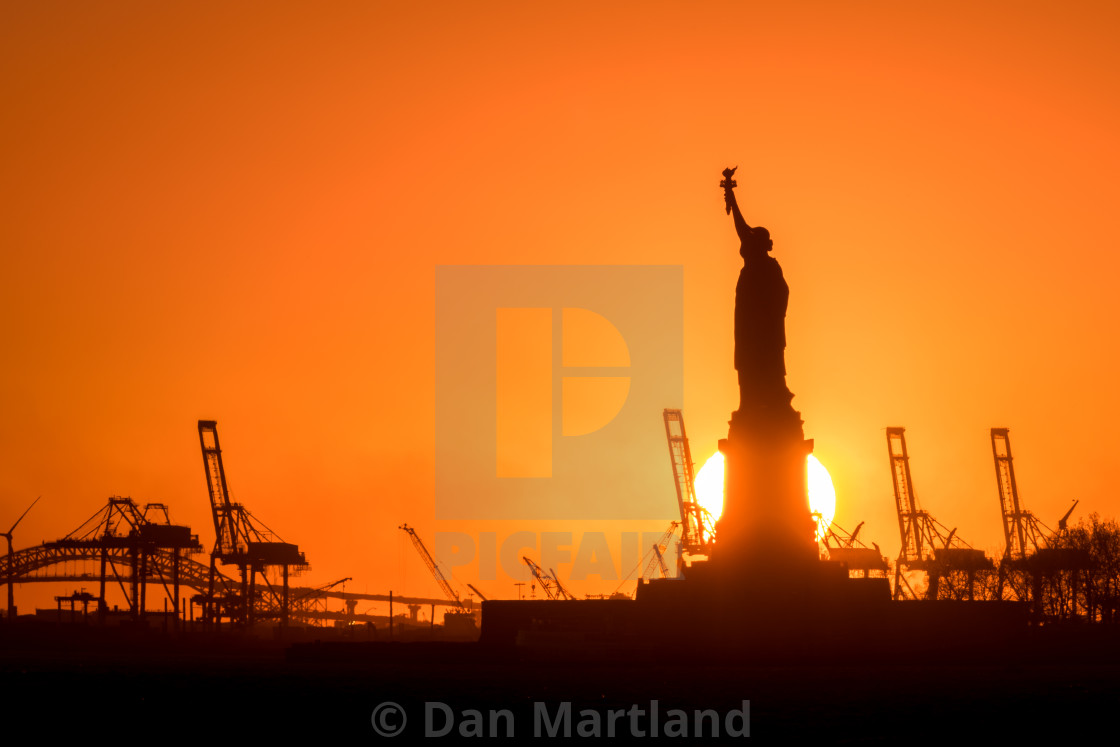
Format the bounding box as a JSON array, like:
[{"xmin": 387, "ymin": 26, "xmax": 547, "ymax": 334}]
[{"xmin": 694, "ymin": 452, "xmax": 837, "ymax": 539}]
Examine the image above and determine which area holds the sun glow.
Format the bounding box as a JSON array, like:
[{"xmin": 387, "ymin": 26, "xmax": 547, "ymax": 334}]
[{"xmin": 693, "ymin": 452, "xmax": 837, "ymax": 540}]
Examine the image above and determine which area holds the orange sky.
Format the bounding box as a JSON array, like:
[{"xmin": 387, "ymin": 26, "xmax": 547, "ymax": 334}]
[{"xmin": 3, "ymin": 2, "xmax": 1119, "ymax": 611}]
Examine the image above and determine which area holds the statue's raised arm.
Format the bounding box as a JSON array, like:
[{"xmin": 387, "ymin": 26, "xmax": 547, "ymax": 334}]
[
  {"xmin": 721, "ymin": 166, "xmax": 753, "ymax": 244},
  {"xmin": 723, "ymin": 164, "xmax": 787, "ymax": 413}
]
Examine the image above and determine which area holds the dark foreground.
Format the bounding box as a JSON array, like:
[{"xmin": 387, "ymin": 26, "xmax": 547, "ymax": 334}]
[{"xmin": 2, "ymin": 621, "xmax": 1119, "ymax": 742}]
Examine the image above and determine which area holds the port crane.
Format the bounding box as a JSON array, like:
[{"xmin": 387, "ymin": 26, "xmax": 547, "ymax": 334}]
[
  {"xmin": 992, "ymin": 428, "xmax": 1079, "ymax": 558},
  {"xmin": 990, "ymin": 428, "xmax": 1087, "ymax": 616},
  {"xmin": 886, "ymin": 427, "xmax": 991, "ymax": 600},
  {"xmin": 663, "ymin": 410, "xmax": 715, "ymax": 568},
  {"xmin": 198, "ymin": 420, "xmax": 307, "ymax": 627},
  {"xmin": 44, "ymin": 496, "xmax": 202, "ymax": 622},
  {"xmin": 994, "ymin": 428, "xmax": 1051, "ymax": 558}
]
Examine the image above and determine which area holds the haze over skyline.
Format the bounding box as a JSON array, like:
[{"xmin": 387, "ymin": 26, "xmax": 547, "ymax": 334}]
[{"xmin": 3, "ymin": 2, "xmax": 1119, "ymax": 609}]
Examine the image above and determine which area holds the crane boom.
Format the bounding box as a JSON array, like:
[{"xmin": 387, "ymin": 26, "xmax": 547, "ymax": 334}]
[
  {"xmin": 992, "ymin": 428, "xmax": 1032, "ymax": 558},
  {"xmin": 550, "ymin": 568, "xmax": 576, "ymax": 600},
  {"xmin": 991, "ymin": 427, "xmax": 1054, "ymax": 559},
  {"xmin": 399, "ymin": 524, "xmax": 465, "ymax": 610},
  {"xmin": 641, "ymin": 522, "xmax": 679, "ymax": 579},
  {"xmin": 663, "ymin": 410, "xmax": 711, "ymax": 558},
  {"xmin": 522, "ymin": 557, "xmax": 556, "ymax": 599},
  {"xmin": 886, "ymin": 427, "xmax": 924, "ymax": 564},
  {"xmin": 651, "ymin": 545, "xmax": 668, "ymax": 578},
  {"xmin": 522, "ymin": 557, "xmax": 575, "ymax": 600},
  {"xmin": 1057, "ymin": 500, "xmax": 1078, "ymax": 533},
  {"xmin": 198, "ymin": 421, "xmax": 241, "ymax": 557}
]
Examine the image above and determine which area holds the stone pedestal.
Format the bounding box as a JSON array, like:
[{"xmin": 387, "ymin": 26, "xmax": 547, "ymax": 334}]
[{"xmin": 711, "ymin": 402, "xmax": 819, "ymax": 577}]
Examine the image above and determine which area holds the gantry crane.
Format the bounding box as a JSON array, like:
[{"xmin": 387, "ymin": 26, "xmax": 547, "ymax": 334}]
[
  {"xmin": 886, "ymin": 427, "xmax": 991, "ymax": 600},
  {"xmin": 38, "ymin": 496, "xmax": 202, "ymax": 623},
  {"xmin": 990, "ymin": 427, "xmax": 1086, "ymax": 616},
  {"xmin": 992, "ymin": 428, "xmax": 1080, "ymax": 557},
  {"xmin": 198, "ymin": 420, "xmax": 307, "ymax": 627},
  {"xmin": 522, "ymin": 556, "xmax": 576, "ymax": 600},
  {"xmin": 993, "ymin": 428, "xmax": 1050, "ymax": 559},
  {"xmin": 663, "ymin": 410, "xmax": 715, "ymax": 567}
]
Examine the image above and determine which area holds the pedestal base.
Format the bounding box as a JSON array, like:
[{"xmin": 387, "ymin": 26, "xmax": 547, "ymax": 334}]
[{"xmin": 710, "ymin": 401, "xmax": 818, "ymax": 577}]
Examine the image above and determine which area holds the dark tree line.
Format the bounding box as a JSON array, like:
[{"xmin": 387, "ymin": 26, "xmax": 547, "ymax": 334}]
[
  {"xmin": 1044, "ymin": 512, "xmax": 1120, "ymax": 622},
  {"xmin": 918, "ymin": 514, "xmax": 1120, "ymax": 621}
]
